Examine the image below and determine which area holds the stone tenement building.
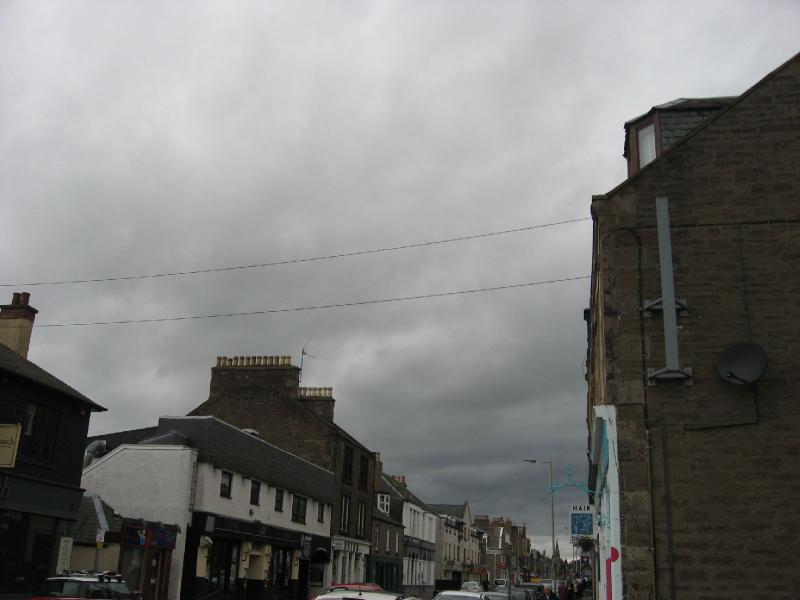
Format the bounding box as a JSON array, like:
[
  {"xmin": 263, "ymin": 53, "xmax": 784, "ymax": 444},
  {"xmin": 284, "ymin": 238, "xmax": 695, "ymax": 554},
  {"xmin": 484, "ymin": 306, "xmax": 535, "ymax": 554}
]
[
  {"xmin": 188, "ymin": 355, "xmax": 376, "ymax": 586},
  {"xmin": 586, "ymin": 52, "xmax": 800, "ymax": 599}
]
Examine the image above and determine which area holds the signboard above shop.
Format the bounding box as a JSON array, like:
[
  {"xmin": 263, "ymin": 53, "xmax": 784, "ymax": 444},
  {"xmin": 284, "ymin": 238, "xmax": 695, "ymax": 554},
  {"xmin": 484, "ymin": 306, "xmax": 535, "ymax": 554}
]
[{"xmin": 0, "ymin": 424, "xmax": 22, "ymax": 468}]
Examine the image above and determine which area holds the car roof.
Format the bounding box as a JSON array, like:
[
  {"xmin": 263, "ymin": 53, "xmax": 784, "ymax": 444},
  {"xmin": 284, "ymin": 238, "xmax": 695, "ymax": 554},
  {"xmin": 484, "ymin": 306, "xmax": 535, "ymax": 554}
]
[
  {"xmin": 317, "ymin": 593, "xmax": 398, "ymax": 600},
  {"xmin": 437, "ymin": 593, "xmax": 484, "ymax": 598}
]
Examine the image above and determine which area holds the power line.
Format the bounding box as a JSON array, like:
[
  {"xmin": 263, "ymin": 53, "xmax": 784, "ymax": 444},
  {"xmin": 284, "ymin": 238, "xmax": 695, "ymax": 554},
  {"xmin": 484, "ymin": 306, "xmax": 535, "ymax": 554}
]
[
  {"xmin": 0, "ymin": 217, "xmax": 590, "ymax": 288},
  {"xmin": 31, "ymin": 275, "xmax": 590, "ymax": 328}
]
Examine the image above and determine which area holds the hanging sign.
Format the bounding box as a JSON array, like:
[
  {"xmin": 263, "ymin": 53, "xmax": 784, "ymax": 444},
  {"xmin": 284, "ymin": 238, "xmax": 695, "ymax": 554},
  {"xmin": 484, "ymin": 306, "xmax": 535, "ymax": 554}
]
[{"xmin": 570, "ymin": 505, "xmax": 593, "ymax": 542}]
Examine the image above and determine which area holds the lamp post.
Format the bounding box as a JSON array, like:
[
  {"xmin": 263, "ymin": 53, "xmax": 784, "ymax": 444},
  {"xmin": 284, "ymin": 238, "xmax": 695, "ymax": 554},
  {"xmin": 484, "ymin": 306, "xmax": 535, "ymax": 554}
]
[{"xmin": 523, "ymin": 459, "xmax": 555, "ymax": 587}]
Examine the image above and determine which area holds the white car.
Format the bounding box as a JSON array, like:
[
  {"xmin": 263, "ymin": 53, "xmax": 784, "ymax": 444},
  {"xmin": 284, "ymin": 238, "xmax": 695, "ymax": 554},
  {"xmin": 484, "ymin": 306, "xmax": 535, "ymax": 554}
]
[
  {"xmin": 433, "ymin": 592, "xmax": 484, "ymax": 600},
  {"xmin": 460, "ymin": 582, "xmax": 482, "ymax": 593}
]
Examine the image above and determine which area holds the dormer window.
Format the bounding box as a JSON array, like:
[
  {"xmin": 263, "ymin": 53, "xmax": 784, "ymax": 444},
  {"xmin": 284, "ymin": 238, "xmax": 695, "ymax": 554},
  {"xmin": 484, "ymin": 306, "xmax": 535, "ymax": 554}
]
[
  {"xmin": 377, "ymin": 493, "xmax": 390, "ymax": 514},
  {"xmin": 637, "ymin": 123, "xmax": 656, "ymax": 168}
]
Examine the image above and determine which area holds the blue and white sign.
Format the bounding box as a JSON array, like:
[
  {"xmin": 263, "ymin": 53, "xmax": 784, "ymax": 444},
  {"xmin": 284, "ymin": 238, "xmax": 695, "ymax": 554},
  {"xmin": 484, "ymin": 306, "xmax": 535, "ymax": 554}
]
[{"xmin": 570, "ymin": 505, "xmax": 593, "ymax": 538}]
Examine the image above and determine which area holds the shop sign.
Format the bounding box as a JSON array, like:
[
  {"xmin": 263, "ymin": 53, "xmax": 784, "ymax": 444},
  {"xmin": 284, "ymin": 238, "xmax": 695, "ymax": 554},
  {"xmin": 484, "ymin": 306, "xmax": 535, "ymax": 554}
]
[
  {"xmin": 302, "ymin": 535, "xmax": 312, "ymax": 559},
  {"xmin": 0, "ymin": 424, "xmax": 21, "ymax": 468},
  {"xmin": 570, "ymin": 505, "xmax": 593, "ymax": 541},
  {"xmin": 122, "ymin": 523, "xmax": 178, "ymax": 549}
]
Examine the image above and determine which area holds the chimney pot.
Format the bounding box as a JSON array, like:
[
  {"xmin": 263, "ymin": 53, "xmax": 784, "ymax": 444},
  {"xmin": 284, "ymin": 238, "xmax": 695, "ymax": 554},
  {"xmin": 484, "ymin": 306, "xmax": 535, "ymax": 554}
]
[
  {"xmin": 20, "ymin": 292, "xmax": 30, "ymax": 306},
  {"xmin": 0, "ymin": 292, "xmax": 38, "ymax": 358},
  {"xmin": 11, "ymin": 293, "xmax": 20, "ymax": 305}
]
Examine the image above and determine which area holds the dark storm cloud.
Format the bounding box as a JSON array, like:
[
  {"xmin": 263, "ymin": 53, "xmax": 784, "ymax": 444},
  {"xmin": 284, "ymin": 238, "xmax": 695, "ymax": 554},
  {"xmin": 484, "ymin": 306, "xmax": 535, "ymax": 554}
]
[{"xmin": 2, "ymin": 0, "xmax": 798, "ymax": 553}]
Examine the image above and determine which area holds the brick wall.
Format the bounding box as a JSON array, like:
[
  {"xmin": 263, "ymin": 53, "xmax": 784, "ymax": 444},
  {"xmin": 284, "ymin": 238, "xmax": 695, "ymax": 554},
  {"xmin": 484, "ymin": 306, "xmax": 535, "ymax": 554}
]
[{"xmin": 589, "ymin": 53, "xmax": 800, "ymax": 599}]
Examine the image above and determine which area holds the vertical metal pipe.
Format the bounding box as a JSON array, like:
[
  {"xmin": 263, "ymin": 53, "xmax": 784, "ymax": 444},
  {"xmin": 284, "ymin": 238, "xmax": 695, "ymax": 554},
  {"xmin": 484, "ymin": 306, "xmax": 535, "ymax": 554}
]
[{"xmin": 655, "ymin": 197, "xmax": 680, "ymax": 371}]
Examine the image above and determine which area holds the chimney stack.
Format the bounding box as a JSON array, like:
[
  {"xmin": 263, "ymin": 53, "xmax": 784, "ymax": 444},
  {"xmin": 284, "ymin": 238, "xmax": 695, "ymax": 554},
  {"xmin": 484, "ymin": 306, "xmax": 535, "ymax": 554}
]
[{"xmin": 0, "ymin": 292, "xmax": 38, "ymax": 358}]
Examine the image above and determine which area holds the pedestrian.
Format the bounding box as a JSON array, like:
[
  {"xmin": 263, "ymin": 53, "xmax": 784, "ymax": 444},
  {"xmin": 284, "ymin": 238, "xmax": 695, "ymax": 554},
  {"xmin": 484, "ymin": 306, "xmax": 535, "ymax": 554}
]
[
  {"xmin": 557, "ymin": 580, "xmax": 568, "ymax": 600},
  {"xmin": 541, "ymin": 585, "xmax": 558, "ymax": 600}
]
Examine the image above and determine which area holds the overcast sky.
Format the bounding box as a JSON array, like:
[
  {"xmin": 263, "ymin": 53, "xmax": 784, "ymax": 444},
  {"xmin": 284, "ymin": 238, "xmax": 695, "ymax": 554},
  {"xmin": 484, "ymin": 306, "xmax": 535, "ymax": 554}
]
[{"xmin": 2, "ymin": 1, "xmax": 798, "ymax": 556}]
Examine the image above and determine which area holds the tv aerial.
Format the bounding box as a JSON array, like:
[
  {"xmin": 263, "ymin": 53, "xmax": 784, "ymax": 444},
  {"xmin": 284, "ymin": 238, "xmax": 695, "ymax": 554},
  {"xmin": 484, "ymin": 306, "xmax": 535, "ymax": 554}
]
[
  {"xmin": 299, "ymin": 337, "xmax": 318, "ymax": 383},
  {"xmin": 717, "ymin": 342, "xmax": 768, "ymax": 385}
]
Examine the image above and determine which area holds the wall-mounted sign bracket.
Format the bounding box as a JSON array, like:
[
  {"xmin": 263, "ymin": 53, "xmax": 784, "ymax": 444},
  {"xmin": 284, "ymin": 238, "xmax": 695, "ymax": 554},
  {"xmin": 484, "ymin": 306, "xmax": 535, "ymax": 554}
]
[{"xmin": 648, "ymin": 196, "xmax": 692, "ymax": 386}]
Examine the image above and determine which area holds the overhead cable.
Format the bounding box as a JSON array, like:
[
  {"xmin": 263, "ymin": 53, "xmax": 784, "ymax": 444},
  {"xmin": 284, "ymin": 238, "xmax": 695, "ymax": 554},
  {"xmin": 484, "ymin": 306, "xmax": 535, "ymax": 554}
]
[
  {"xmin": 32, "ymin": 275, "xmax": 590, "ymax": 328},
  {"xmin": 1, "ymin": 217, "xmax": 590, "ymax": 288}
]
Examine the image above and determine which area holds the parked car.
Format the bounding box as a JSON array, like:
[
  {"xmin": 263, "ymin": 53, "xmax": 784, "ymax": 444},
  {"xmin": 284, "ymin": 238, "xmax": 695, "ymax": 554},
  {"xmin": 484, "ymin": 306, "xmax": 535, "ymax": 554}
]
[
  {"xmin": 314, "ymin": 591, "xmax": 413, "ymax": 600},
  {"xmin": 310, "ymin": 585, "xmax": 388, "ymax": 600},
  {"xmin": 432, "ymin": 592, "xmax": 484, "ymax": 600},
  {"xmin": 31, "ymin": 572, "xmax": 136, "ymax": 600},
  {"xmin": 460, "ymin": 582, "xmax": 482, "ymax": 593}
]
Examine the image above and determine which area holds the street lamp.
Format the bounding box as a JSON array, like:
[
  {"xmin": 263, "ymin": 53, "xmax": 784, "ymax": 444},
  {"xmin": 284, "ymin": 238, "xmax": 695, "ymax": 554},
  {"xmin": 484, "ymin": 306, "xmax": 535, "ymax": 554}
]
[{"xmin": 523, "ymin": 459, "xmax": 555, "ymax": 587}]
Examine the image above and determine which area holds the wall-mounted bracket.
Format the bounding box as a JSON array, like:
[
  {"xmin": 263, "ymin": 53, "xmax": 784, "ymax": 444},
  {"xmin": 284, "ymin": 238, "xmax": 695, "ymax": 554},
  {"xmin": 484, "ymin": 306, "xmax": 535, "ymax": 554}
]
[
  {"xmin": 647, "ymin": 366, "xmax": 693, "ymax": 386},
  {"xmin": 642, "ymin": 297, "xmax": 688, "ymax": 317}
]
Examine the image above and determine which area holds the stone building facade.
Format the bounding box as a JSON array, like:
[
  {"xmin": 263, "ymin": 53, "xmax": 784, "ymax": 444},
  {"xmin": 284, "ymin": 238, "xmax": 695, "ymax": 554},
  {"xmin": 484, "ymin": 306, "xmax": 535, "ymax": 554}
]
[
  {"xmin": 586, "ymin": 52, "xmax": 800, "ymax": 600},
  {"xmin": 188, "ymin": 356, "xmax": 375, "ymax": 587}
]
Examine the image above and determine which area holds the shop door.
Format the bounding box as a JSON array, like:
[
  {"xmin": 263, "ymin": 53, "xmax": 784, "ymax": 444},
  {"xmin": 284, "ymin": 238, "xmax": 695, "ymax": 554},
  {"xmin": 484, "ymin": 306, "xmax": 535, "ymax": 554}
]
[
  {"xmin": 297, "ymin": 560, "xmax": 309, "ymax": 600},
  {"xmin": 265, "ymin": 548, "xmax": 291, "ymax": 600}
]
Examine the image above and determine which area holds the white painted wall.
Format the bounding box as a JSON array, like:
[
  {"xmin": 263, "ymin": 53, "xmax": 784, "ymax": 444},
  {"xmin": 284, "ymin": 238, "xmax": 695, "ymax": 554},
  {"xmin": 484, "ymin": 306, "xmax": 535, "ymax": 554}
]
[
  {"xmin": 81, "ymin": 445, "xmax": 196, "ymax": 600},
  {"xmin": 194, "ymin": 463, "xmax": 330, "ymax": 537}
]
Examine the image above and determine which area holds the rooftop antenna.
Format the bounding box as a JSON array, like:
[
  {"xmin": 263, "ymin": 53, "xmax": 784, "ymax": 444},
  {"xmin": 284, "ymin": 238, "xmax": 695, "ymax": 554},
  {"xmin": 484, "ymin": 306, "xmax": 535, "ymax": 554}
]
[{"xmin": 299, "ymin": 337, "xmax": 318, "ymax": 384}]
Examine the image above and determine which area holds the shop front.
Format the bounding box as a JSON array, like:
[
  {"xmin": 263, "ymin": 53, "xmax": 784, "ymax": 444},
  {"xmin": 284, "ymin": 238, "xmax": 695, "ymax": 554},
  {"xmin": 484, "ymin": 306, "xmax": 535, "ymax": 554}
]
[
  {"xmin": 118, "ymin": 521, "xmax": 179, "ymax": 600},
  {"xmin": 182, "ymin": 513, "xmax": 329, "ymax": 600}
]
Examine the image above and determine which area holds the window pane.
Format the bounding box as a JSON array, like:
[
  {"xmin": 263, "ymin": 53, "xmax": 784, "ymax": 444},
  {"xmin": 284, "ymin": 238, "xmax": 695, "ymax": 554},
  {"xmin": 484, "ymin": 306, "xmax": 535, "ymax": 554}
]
[
  {"xmin": 275, "ymin": 489, "xmax": 284, "ymax": 511},
  {"xmin": 250, "ymin": 481, "xmax": 260, "ymax": 505},
  {"xmin": 638, "ymin": 124, "xmax": 656, "ymax": 168},
  {"xmin": 220, "ymin": 472, "xmax": 232, "ymax": 498}
]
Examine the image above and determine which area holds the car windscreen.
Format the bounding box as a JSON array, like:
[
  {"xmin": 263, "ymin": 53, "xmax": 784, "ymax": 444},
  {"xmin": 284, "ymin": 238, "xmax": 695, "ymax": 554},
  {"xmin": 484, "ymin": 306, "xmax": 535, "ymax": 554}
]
[{"xmin": 37, "ymin": 581, "xmax": 87, "ymax": 598}]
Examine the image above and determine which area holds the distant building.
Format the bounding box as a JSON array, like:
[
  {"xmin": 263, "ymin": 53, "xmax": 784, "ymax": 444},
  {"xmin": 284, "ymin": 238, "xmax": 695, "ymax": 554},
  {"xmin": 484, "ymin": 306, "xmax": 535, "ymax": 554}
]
[
  {"xmin": 586, "ymin": 52, "xmax": 800, "ymax": 599},
  {"xmin": 0, "ymin": 292, "xmax": 105, "ymax": 599},
  {"xmin": 187, "ymin": 356, "xmax": 375, "ymax": 586},
  {"xmin": 381, "ymin": 475, "xmax": 437, "ymax": 598},
  {"xmin": 370, "ymin": 456, "xmax": 404, "ymax": 592},
  {"xmin": 83, "ymin": 416, "xmax": 335, "ymax": 600},
  {"xmin": 473, "ymin": 516, "xmax": 529, "ymax": 585},
  {"xmin": 428, "ymin": 503, "xmax": 483, "ymax": 585}
]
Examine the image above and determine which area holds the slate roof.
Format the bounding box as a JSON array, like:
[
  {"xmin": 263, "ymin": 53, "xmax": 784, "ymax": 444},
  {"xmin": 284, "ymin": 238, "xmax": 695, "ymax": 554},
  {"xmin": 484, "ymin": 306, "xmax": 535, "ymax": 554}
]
[
  {"xmin": 74, "ymin": 494, "xmax": 124, "ymax": 544},
  {"xmin": 427, "ymin": 503, "xmax": 467, "ymax": 520},
  {"xmin": 91, "ymin": 416, "xmax": 336, "ymax": 505},
  {"xmin": 0, "ymin": 343, "xmax": 105, "ymax": 411},
  {"xmin": 382, "ymin": 473, "xmax": 435, "ymax": 513},
  {"xmin": 624, "ymin": 96, "xmax": 737, "ymax": 126}
]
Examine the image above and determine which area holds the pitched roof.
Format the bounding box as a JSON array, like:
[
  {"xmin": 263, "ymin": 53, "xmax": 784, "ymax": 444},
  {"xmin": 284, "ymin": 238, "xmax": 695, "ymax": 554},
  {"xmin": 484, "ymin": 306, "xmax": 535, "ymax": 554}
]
[
  {"xmin": 428, "ymin": 503, "xmax": 467, "ymax": 520},
  {"xmin": 382, "ymin": 474, "xmax": 436, "ymax": 513},
  {"xmin": 0, "ymin": 343, "xmax": 105, "ymax": 410}
]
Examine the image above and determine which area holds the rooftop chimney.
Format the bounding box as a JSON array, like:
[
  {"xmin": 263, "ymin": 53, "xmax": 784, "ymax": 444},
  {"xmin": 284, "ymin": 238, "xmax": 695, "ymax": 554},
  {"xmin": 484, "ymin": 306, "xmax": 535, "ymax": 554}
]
[
  {"xmin": 297, "ymin": 386, "xmax": 335, "ymax": 421},
  {"xmin": 0, "ymin": 292, "xmax": 38, "ymax": 358}
]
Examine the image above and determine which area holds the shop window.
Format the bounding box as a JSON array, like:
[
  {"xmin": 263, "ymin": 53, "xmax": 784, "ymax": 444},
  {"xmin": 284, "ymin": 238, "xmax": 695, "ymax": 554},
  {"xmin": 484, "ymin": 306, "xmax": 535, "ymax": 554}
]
[
  {"xmin": 342, "ymin": 446, "xmax": 353, "ymax": 483},
  {"xmin": 250, "ymin": 480, "xmax": 261, "ymax": 506},
  {"xmin": 16, "ymin": 400, "xmax": 59, "ymax": 464},
  {"xmin": 291, "ymin": 495, "xmax": 307, "ymax": 524},
  {"xmin": 274, "ymin": 489, "xmax": 284, "ymax": 512},
  {"xmin": 220, "ymin": 471, "xmax": 233, "ymax": 498},
  {"xmin": 317, "ymin": 502, "xmax": 325, "ymax": 523}
]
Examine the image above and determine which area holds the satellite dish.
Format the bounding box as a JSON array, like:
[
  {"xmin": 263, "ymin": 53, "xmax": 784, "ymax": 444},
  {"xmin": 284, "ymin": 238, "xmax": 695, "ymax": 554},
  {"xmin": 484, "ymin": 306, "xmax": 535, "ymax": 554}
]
[{"xmin": 717, "ymin": 343, "xmax": 768, "ymax": 385}]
